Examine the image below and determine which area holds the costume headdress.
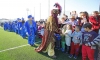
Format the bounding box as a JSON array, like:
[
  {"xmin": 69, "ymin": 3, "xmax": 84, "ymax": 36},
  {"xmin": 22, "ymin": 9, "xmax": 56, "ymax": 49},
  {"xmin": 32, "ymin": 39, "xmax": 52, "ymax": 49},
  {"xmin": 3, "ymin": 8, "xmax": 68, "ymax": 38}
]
[{"xmin": 51, "ymin": 3, "xmax": 62, "ymax": 15}]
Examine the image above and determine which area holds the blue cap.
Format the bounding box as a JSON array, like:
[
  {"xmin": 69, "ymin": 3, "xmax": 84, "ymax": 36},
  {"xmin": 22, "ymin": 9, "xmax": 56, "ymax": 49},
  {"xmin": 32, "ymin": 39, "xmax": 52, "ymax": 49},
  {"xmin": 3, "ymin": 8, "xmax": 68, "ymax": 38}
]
[
  {"xmin": 17, "ymin": 18, "xmax": 21, "ymax": 20},
  {"xmin": 32, "ymin": 17, "xmax": 34, "ymax": 19},
  {"xmin": 22, "ymin": 18, "xmax": 24, "ymax": 20},
  {"xmin": 28, "ymin": 15, "xmax": 32, "ymax": 18},
  {"xmin": 19, "ymin": 19, "xmax": 21, "ymax": 20}
]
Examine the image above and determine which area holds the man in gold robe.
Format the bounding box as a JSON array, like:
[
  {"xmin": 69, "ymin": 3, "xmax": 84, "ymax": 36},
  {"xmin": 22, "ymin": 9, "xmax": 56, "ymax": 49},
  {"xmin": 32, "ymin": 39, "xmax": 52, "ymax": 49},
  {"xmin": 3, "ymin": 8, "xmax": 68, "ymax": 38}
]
[{"xmin": 35, "ymin": 3, "xmax": 62, "ymax": 58}]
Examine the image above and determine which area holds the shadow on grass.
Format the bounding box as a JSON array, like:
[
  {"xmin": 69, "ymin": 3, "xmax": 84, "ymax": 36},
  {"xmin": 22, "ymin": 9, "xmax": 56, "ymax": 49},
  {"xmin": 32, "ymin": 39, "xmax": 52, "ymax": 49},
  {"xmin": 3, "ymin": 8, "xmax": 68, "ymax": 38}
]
[{"xmin": 36, "ymin": 49, "xmax": 82, "ymax": 60}]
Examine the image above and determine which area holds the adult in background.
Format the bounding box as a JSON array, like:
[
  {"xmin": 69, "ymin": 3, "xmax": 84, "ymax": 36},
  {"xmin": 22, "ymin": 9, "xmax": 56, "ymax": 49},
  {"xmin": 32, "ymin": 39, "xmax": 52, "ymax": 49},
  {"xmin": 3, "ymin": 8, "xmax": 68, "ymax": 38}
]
[
  {"xmin": 89, "ymin": 11, "xmax": 100, "ymax": 33},
  {"xmin": 25, "ymin": 15, "xmax": 37, "ymax": 46},
  {"xmin": 64, "ymin": 15, "xmax": 78, "ymax": 31},
  {"xmin": 71, "ymin": 11, "xmax": 78, "ymax": 19},
  {"xmin": 89, "ymin": 11, "xmax": 100, "ymax": 60},
  {"xmin": 63, "ymin": 14, "xmax": 69, "ymax": 22},
  {"xmin": 3, "ymin": 22, "xmax": 8, "ymax": 30},
  {"xmin": 78, "ymin": 11, "xmax": 89, "ymax": 26},
  {"xmin": 35, "ymin": 3, "xmax": 62, "ymax": 58},
  {"xmin": 17, "ymin": 18, "xmax": 22, "ymax": 35},
  {"xmin": 79, "ymin": 12, "xmax": 89, "ymax": 32},
  {"xmin": 15, "ymin": 19, "xmax": 19, "ymax": 34},
  {"xmin": 8, "ymin": 21, "xmax": 13, "ymax": 32},
  {"xmin": 21, "ymin": 18, "xmax": 26, "ymax": 38}
]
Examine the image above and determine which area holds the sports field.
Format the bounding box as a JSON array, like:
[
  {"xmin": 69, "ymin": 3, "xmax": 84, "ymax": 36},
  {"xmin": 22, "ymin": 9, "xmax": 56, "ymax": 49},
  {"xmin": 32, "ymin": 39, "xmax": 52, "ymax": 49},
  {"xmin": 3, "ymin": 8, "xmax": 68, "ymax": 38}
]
[{"xmin": 0, "ymin": 27, "xmax": 81, "ymax": 60}]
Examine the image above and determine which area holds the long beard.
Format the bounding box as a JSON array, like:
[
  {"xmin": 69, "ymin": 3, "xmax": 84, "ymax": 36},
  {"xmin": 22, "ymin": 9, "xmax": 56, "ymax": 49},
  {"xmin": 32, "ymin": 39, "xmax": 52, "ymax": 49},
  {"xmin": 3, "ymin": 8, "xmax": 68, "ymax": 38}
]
[{"xmin": 28, "ymin": 20, "xmax": 32, "ymax": 25}]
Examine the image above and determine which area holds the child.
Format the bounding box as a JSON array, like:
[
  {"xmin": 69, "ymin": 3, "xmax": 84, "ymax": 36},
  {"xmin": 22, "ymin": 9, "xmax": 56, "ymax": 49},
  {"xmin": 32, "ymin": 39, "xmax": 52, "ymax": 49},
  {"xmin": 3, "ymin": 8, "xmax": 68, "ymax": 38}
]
[
  {"xmin": 60, "ymin": 25, "xmax": 66, "ymax": 52},
  {"xmin": 37, "ymin": 22, "xmax": 42, "ymax": 38},
  {"xmin": 40, "ymin": 27, "xmax": 44, "ymax": 38},
  {"xmin": 54, "ymin": 33, "xmax": 61, "ymax": 50},
  {"xmin": 21, "ymin": 19, "xmax": 26, "ymax": 38},
  {"xmin": 85, "ymin": 34, "xmax": 100, "ymax": 60},
  {"xmin": 69, "ymin": 25, "xmax": 82, "ymax": 59},
  {"xmin": 82, "ymin": 23, "xmax": 98, "ymax": 60},
  {"xmin": 64, "ymin": 24, "xmax": 72, "ymax": 54}
]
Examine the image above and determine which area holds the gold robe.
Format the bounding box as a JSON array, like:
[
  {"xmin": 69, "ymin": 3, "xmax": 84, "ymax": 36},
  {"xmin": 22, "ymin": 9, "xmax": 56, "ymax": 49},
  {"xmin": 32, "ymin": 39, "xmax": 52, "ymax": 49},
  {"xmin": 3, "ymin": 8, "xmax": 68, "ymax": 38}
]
[{"xmin": 35, "ymin": 16, "xmax": 59, "ymax": 56}]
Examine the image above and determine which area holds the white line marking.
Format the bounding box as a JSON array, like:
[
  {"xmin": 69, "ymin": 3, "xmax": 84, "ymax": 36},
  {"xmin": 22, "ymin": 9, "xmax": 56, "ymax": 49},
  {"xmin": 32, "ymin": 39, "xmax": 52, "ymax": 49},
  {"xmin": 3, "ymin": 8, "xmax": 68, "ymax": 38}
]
[{"xmin": 0, "ymin": 41, "xmax": 41, "ymax": 53}]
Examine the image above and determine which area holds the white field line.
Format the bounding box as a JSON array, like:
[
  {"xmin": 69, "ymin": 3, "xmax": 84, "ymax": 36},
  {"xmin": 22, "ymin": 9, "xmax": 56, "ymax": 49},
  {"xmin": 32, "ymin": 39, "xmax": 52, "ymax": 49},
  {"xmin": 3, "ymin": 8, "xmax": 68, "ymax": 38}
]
[{"xmin": 0, "ymin": 41, "xmax": 41, "ymax": 53}]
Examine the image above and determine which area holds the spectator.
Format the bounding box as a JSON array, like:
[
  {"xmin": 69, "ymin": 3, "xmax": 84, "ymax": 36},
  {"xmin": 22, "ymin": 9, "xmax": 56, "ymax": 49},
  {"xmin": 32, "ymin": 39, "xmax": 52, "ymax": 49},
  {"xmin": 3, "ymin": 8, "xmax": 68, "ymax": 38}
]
[{"xmin": 89, "ymin": 11, "xmax": 100, "ymax": 33}]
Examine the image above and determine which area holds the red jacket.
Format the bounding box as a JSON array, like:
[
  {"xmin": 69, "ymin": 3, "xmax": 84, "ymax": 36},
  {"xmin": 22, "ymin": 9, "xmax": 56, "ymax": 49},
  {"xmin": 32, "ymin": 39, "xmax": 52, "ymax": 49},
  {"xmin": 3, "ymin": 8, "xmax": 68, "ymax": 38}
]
[{"xmin": 89, "ymin": 15, "xmax": 100, "ymax": 30}]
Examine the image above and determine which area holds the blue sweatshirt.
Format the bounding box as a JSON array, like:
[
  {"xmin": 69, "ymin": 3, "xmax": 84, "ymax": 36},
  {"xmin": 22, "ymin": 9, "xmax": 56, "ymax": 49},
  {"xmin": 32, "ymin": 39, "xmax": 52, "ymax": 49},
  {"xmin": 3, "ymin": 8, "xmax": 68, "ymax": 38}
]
[
  {"xmin": 71, "ymin": 31, "xmax": 82, "ymax": 45},
  {"xmin": 82, "ymin": 31, "xmax": 98, "ymax": 46}
]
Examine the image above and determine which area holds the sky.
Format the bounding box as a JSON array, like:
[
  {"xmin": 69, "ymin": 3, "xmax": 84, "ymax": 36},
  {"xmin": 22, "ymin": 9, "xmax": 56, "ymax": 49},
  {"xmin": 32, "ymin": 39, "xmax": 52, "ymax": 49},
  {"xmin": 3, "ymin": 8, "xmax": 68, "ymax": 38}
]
[{"xmin": 0, "ymin": 0, "xmax": 99, "ymax": 21}]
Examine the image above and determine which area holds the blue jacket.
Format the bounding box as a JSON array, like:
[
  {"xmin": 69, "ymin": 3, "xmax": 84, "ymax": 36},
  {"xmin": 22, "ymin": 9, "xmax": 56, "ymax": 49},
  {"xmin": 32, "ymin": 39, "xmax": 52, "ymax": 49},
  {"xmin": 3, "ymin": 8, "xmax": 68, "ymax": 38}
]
[
  {"xmin": 4, "ymin": 22, "xmax": 8, "ymax": 29},
  {"xmin": 25, "ymin": 20, "xmax": 37, "ymax": 35},
  {"xmin": 18, "ymin": 22, "xmax": 22, "ymax": 30}
]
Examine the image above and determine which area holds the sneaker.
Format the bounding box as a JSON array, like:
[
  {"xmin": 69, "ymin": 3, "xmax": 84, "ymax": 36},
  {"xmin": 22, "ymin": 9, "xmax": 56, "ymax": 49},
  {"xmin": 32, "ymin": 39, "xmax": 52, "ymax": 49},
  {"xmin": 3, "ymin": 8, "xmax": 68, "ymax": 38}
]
[
  {"xmin": 68, "ymin": 54, "xmax": 73, "ymax": 58},
  {"xmin": 61, "ymin": 48, "xmax": 65, "ymax": 52},
  {"xmin": 73, "ymin": 55, "xmax": 77, "ymax": 59}
]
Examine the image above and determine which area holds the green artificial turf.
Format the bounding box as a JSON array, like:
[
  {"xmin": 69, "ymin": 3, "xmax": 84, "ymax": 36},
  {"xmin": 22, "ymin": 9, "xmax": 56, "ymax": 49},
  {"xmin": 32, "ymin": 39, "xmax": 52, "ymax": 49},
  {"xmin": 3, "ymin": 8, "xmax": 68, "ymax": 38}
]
[{"xmin": 0, "ymin": 27, "xmax": 81, "ymax": 60}]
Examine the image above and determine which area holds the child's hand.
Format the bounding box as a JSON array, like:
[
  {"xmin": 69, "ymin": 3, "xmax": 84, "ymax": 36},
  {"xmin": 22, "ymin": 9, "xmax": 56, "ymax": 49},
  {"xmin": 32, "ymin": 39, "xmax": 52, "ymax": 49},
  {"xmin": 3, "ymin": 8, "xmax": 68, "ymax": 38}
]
[{"xmin": 85, "ymin": 44, "xmax": 88, "ymax": 46}]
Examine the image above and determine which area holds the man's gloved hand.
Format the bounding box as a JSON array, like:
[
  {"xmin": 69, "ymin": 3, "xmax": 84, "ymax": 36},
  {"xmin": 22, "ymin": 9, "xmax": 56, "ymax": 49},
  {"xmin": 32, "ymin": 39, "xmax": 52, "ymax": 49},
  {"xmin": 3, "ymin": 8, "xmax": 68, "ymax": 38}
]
[{"xmin": 26, "ymin": 32, "xmax": 29, "ymax": 36}]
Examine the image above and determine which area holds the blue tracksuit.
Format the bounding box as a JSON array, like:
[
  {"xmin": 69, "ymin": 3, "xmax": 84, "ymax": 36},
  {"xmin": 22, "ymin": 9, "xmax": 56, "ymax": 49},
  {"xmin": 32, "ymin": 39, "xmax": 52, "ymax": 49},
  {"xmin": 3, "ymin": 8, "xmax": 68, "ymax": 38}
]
[{"xmin": 25, "ymin": 20, "xmax": 37, "ymax": 45}]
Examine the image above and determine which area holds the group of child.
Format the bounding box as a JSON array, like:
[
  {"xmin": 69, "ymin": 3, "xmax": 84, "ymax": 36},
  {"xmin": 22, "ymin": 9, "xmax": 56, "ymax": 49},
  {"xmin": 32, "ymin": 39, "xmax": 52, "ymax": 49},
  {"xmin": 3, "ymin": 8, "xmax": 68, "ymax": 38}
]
[
  {"xmin": 54, "ymin": 24, "xmax": 82, "ymax": 59},
  {"xmin": 54, "ymin": 11, "xmax": 100, "ymax": 60}
]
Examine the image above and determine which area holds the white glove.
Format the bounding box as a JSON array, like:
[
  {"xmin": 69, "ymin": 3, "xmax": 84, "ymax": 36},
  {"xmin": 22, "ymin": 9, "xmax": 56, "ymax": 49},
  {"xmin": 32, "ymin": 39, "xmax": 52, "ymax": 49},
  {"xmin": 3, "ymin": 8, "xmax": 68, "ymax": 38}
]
[
  {"xmin": 26, "ymin": 32, "xmax": 29, "ymax": 36},
  {"xmin": 20, "ymin": 27, "xmax": 22, "ymax": 30}
]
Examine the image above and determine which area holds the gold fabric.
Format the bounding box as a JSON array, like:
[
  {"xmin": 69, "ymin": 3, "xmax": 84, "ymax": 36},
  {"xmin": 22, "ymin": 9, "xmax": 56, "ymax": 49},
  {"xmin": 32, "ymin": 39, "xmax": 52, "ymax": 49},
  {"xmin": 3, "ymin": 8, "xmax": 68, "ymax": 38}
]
[
  {"xmin": 43, "ymin": 42, "xmax": 55, "ymax": 56},
  {"xmin": 35, "ymin": 16, "xmax": 59, "ymax": 57}
]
